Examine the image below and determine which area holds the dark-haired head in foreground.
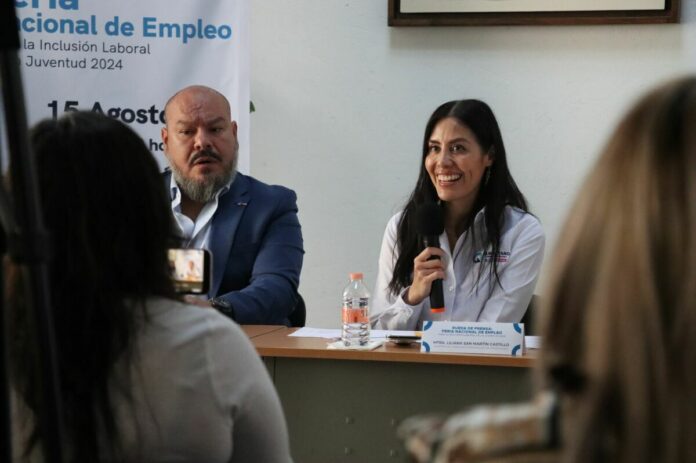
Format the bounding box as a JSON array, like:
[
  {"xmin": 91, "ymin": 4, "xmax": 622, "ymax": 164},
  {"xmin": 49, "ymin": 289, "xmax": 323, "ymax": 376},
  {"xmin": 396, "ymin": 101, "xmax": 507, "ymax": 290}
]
[{"xmin": 9, "ymin": 111, "xmax": 177, "ymax": 461}]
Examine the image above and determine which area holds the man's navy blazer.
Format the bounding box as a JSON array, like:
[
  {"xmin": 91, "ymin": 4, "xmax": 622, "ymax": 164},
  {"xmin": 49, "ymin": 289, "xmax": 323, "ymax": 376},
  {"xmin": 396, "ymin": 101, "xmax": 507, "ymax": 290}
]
[{"xmin": 165, "ymin": 170, "xmax": 304, "ymax": 325}]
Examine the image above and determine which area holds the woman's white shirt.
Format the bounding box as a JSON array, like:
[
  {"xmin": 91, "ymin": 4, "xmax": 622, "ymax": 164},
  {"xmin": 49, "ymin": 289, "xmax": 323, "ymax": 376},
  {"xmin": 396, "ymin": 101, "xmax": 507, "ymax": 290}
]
[
  {"xmin": 371, "ymin": 206, "xmax": 545, "ymax": 331},
  {"xmin": 13, "ymin": 297, "xmax": 293, "ymax": 462},
  {"xmin": 112, "ymin": 297, "xmax": 293, "ymax": 462}
]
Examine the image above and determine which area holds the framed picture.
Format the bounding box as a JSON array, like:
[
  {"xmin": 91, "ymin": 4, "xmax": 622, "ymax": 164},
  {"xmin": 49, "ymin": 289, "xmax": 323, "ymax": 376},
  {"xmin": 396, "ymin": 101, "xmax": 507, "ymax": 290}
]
[{"xmin": 388, "ymin": 0, "xmax": 681, "ymax": 26}]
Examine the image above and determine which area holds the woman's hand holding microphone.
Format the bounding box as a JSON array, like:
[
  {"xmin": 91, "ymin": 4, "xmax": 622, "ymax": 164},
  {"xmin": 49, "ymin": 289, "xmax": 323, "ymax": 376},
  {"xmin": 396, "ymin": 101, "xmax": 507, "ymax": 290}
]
[{"xmin": 404, "ymin": 247, "xmax": 446, "ymax": 306}]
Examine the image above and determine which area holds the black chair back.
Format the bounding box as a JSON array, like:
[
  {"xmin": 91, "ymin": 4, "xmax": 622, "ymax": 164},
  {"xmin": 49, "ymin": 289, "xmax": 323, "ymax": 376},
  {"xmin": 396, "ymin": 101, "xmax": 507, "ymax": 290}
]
[
  {"xmin": 521, "ymin": 295, "xmax": 538, "ymax": 335},
  {"xmin": 288, "ymin": 293, "xmax": 306, "ymax": 327}
]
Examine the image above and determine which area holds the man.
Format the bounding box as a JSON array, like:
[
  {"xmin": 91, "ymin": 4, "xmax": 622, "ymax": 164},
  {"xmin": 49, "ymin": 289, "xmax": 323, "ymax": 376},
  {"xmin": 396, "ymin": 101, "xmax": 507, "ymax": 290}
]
[{"xmin": 161, "ymin": 85, "xmax": 304, "ymax": 325}]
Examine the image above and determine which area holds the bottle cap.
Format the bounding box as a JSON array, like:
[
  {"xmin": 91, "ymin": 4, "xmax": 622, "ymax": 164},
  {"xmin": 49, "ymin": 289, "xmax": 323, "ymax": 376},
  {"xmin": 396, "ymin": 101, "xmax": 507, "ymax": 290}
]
[{"xmin": 349, "ymin": 272, "xmax": 364, "ymax": 281}]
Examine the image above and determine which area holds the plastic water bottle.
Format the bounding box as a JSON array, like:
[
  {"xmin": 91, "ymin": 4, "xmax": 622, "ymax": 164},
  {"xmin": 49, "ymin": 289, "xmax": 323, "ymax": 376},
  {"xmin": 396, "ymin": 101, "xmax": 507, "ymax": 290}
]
[{"xmin": 341, "ymin": 272, "xmax": 370, "ymax": 346}]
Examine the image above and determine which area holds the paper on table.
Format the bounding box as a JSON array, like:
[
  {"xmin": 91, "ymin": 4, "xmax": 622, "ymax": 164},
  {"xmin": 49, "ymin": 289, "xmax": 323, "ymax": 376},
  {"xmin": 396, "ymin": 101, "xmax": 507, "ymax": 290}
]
[
  {"xmin": 289, "ymin": 327, "xmax": 341, "ymax": 339},
  {"xmin": 525, "ymin": 336, "xmax": 541, "ymax": 349},
  {"xmin": 289, "ymin": 327, "xmax": 419, "ymax": 339},
  {"xmin": 327, "ymin": 340, "xmax": 384, "ymax": 351}
]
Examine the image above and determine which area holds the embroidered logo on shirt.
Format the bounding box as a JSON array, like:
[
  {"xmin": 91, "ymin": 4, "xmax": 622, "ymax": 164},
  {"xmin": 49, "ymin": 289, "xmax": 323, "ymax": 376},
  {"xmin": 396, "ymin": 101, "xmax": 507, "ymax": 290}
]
[{"xmin": 473, "ymin": 250, "xmax": 510, "ymax": 263}]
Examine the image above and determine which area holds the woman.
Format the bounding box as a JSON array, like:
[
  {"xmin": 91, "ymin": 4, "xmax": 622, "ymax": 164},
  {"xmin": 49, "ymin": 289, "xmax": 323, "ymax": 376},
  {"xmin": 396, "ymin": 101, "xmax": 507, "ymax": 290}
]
[
  {"xmin": 9, "ymin": 112, "xmax": 292, "ymax": 462},
  {"xmin": 537, "ymin": 75, "xmax": 696, "ymax": 463},
  {"xmin": 372, "ymin": 99, "xmax": 544, "ymax": 330},
  {"xmin": 400, "ymin": 77, "xmax": 696, "ymax": 463}
]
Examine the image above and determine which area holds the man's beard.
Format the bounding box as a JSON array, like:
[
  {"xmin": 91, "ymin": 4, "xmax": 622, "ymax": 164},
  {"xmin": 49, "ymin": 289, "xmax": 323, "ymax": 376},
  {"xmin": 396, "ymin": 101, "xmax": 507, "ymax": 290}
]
[{"xmin": 171, "ymin": 148, "xmax": 237, "ymax": 203}]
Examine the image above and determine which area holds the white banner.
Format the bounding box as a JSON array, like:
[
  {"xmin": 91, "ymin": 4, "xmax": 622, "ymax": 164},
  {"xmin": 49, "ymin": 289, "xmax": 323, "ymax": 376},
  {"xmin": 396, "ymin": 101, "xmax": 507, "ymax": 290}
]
[{"xmin": 15, "ymin": 0, "xmax": 250, "ymax": 173}]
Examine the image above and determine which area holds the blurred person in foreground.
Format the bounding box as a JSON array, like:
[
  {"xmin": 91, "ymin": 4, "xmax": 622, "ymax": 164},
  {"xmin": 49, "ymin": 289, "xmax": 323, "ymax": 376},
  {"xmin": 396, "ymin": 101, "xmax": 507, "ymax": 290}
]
[
  {"xmin": 9, "ymin": 111, "xmax": 293, "ymax": 462},
  {"xmin": 398, "ymin": 77, "xmax": 696, "ymax": 463}
]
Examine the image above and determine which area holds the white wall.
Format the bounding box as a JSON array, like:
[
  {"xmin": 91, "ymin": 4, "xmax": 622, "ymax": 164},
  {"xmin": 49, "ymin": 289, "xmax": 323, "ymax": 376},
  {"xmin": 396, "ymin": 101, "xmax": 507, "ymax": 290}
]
[{"xmin": 250, "ymin": 0, "xmax": 696, "ymax": 328}]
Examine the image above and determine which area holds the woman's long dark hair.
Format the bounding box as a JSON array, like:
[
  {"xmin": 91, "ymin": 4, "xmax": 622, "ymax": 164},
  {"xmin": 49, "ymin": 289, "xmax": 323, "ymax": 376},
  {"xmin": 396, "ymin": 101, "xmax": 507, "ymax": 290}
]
[
  {"xmin": 9, "ymin": 111, "xmax": 178, "ymax": 461},
  {"xmin": 388, "ymin": 99, "xmax": 528, "ymax": 296}
]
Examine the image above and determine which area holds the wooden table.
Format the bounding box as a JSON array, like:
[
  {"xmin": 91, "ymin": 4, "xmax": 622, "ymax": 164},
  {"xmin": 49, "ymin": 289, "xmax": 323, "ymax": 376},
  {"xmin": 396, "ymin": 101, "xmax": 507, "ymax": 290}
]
[
  {"xmin": 248, "ymin": 327, "xmax": 536, "ymax": 463},
  {"xmin": 241, "ymin": 324, "xmax": 287, "ymax": 339}
]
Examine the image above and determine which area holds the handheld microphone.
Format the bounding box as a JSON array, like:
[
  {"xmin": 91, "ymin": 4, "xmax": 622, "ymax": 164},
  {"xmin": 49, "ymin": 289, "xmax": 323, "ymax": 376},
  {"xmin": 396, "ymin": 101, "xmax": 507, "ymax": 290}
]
[{"xmin": 415, "ymin": 203, "xmax": 445, "ymax": 313}]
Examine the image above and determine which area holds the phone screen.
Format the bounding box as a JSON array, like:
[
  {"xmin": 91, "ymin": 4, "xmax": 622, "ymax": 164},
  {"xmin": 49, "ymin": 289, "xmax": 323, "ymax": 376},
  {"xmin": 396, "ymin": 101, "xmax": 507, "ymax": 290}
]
[{"xmin": 168, "ymin": 248, "xmax": 210, "ymax": 294}]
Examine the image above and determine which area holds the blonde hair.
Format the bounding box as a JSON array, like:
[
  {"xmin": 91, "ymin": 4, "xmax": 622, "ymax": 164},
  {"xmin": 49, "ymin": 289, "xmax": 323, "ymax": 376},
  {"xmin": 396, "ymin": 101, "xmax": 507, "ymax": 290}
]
[{"xmin": 540, "ymin": 77, "xmax": 696, "ymax": 463}]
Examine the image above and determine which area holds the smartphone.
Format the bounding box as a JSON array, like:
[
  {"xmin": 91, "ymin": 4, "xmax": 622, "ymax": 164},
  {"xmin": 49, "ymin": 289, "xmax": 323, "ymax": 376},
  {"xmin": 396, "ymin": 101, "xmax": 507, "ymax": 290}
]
[
  {"xmin": 386, "ymin": 334, "xmax": 422, "ymax": 346},
  {"xmin": 168, "ymin": 248, "xmax": 211, "ymax": 294}
]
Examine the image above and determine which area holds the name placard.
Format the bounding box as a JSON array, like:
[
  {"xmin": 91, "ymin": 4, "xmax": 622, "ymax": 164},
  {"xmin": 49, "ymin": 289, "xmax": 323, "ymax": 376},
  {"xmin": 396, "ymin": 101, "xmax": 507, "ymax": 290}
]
[{"xmin": 420, "ymin": 321, "xmax": 525, "ymax": 356}]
